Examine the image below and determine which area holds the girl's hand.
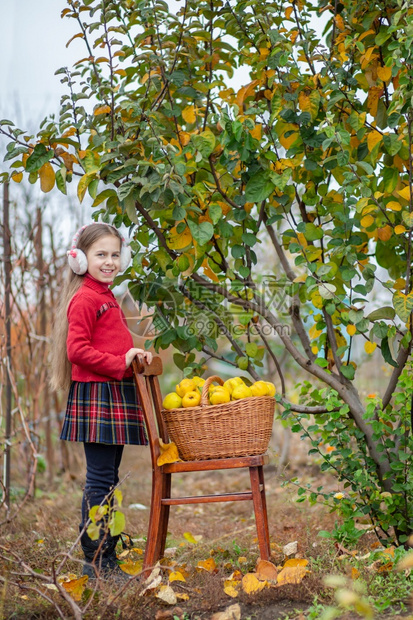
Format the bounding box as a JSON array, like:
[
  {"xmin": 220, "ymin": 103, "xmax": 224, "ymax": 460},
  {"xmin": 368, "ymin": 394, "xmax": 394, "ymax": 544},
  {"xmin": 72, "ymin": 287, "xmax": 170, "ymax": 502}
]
[{"xmin": 125, "ymin": 348, "xmax": 153, "ymax": 369}]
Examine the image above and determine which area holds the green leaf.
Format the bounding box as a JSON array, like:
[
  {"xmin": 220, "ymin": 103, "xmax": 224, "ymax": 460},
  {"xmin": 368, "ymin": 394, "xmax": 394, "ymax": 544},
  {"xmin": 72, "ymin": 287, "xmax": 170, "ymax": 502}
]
[
  {"xmin": 86, "ymin": 522, "xmax": 101, "ymax": 541},
  {"xmin": 402, "ymin": 211, "xmax": 413, "ymax": 228},
  {"xmin": 109, "ymin": 510, "xmax": 126, "ymax": 537},
  {"xmin": 237, "ymin": 356, "xmax": 249, "ymax": 370},
  {"xmin": 193, "ymin": 129, "xmax": 216, "ymax": 158},
  {"xmin": 381, "ymin": 336, "xmax": 398, "ymax": 368},
  {"xmin": 92, "ymin": 188, "xmax": 117, "ymax": 207},
  {"xmin": 367, "ymin": 306, "xmax": 396, "ymax": 321},
  {"xmin": 245, "ymin": 171, "xmax": 275, "ymax": 203},
  {"xmin": 55, "ymin": 167, "xmax": 67, "ymax": 195},
  {"xmin": 246, "ymin": 342, "xmax": 258, "ymax": 357},
  {"xmin": 209, "ymin": 203, "xmax": 222, "ymax": 225},
  {"xmin": 187, "ymin": 220, "xmax": 214, "ymax": 245},
  {"xmin": 340, "ymin": 364, "xmax": 355, "ymax": 380},
  {"xmin": 25, "ymin": 144, "xmax": 53, "ymax": 173},
  {"xmin": 303, "ymin": 223, "xmax": 323, "ymax": 241}
]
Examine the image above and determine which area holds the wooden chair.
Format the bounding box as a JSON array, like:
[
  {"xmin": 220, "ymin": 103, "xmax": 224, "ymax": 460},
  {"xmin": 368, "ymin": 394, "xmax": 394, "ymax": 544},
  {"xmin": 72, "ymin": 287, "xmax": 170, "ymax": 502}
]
[{"xmin": 132, "ymin": 356, "xmax": 271, "ymax": 570}]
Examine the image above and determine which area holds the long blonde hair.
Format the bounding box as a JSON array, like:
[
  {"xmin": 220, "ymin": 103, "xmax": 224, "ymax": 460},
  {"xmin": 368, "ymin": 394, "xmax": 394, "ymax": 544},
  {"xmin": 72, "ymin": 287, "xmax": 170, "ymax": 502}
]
[{"xmin": 49, "ymin": 224, "xmax": 123, "ymax": 392}]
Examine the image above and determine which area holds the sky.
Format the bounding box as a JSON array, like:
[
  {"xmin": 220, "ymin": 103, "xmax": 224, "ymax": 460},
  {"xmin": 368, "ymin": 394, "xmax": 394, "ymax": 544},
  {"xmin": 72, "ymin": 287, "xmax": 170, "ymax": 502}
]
[{"xmin": 0, "ymin": 1, "xmax": 84, "ymax": 126}]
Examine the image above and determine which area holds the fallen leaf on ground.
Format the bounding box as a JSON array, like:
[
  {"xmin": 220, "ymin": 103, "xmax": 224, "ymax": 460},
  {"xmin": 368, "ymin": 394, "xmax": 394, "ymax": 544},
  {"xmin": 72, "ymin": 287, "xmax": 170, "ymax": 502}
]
[
  {"xmin": 156, "ymin": 585, "xmax": 177, "ymax": 605},
  {"xmin": 283, "ymin": 558, "xmax": 308, "ymax": 568},
  {"xmin": 238, "ymin": 556, "xmax": 247, "ymax": 564},
  {"xmin": 351, "ymin": 567, "xmax": 360, "ymax": 580},
  {"xmin": 157, "ymin": 439, "xmax": 182, "ymax": 465},
  {"xmin": 140, "ymin": 566, "xmax": 162, "ymax": 595},
  {"xmin": 256, "ymin": 559, "xmax": 278, "ymax": 582},
  {"xmin": 169, "ymin": 570, "xmax": 186, "ymax": 582},
  {"xmin": 197, "ymin": 557, "xmax": 217, "ymax": 573},
  {"xmin": 242, "ymin": 572, "xmax": 267, "ymax": 594},
  {"xmin": 183, "ymin": 531, "xmax": 198, "ymax": 544},
  {"xmin": 224, "ymin": 580, "xmax": 240, "ymax": 598},
  {"xmin": 211, "ymin": 603, "xmax": 241, "ymax": 620},
  {"xmin": 277, "ymin": 561, "xmax": 309, "ymax": 586},
  {"xmin": 60, "ymin": 575, "xmax": 88, "ymax": 601},
  {"xmin": 283, "ymin": 541, "xmax": 298, "ymax": 556},
  {"xmin": 176, "ymin": 593, "xmax": 189, "ymax": 601},
  {"xmin": 335, "ymin": 542, "xmax": 357, "ymax": 556},
  {"xmin": 228, "ymin": 570, "xmax": 242, "ymax": 581}
]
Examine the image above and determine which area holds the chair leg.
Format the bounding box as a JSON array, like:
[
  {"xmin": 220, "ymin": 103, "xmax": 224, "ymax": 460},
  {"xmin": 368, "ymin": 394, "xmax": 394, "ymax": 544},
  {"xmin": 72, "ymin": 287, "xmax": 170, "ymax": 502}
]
[
  {"xmin": 258, "ymin": 465, "xmax": 271, "ymax": 557},
  {"xmin": 249, "ymin": 466, "xmax": 270, "ymax": 561},
  {"xmin": 157, "ymin": 473, "xmax": 171, "ymax": 559},
  {"xmin": 143, "ymin": 471, "xmax": 164, "ymax": 571}
]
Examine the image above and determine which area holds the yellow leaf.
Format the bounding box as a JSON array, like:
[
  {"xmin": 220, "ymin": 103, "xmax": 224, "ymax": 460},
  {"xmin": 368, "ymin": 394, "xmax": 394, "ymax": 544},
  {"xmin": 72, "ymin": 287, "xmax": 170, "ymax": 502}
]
[
  {"xmin": 157, "ymin": 438, "xmax": 181, "ymax": 466},
  {"xmin": 364, "ymin": 341, "xmax": 377, "ymax": 354},
  {"xmin": 277, "ymin": 564, "xmax": 309, "ymax": 586},
  {"xmin": 367, "ymin": 131, "xmax": 382, "ymax": 152},
  {"xmin": 183, "ymin": 531, "xmax": 198, "ymax": 544},
  {"xmin": 386, "ymin": 201, "xmax": 402, "ymax": 212},
  {"xmin": 366, "ymin": 86, "xmax": 383, "ymax": 117},
  {"xmin": 393, "ymin": 278, "xmax": 406, "ymax": 290},
  {"xmin": 61, "ymin": 575, "xmax": 88, "ymax": 601},
  {"xmin": 176, "ymin": 593, "xmax": 190, "ymax": 601},
  {"xmin": 39, "ymin": 162, "xmax": 55, "ymax": 193},
  {"xmin": 377, "ymin": 66, "xmax": 392, "ymax": 82},
  {"xmin": 360, "ymin": 214, "xmax": 375, "ymax": 228},
  {"xmin": 250, "ymin": 124, "xmax": 262, "ymax": 140},
  {"xmin": 279, "ymin": 123, "xmax": 300, "ymax": 149},
  {"xmin": 395, "ymin": 225, "xmax": 406, "ymax": 235},
  {"xmin": 285, "ymin": 6, "xmax": 293, "ymax": 19},
  {"xmin": 242, "ymin": 573, "xmax": 267, "ymax": 594},
  {"xmin": 224, "ymin": 581, "xmax": 240, "ymax": 598},
  {"xmin": 235, "ymin": 79, "xmax": 260, "ymax": 107},
  {"xmin": 377, "ymin": 225, "xmax": 392, "ymax": 242},
  {"xmin": 119, "ymin": 558, "xmax": 143, "ymax": 575},
  {"xmin": 11, "ymin": 171, "xmax": 23, "ymax": 183},
  {"xmin": 351, "ymin": 567, "xmax": 360, "ymax": 579},
  {"xmin": 156, "ymin": 584, "xmax": 177, "ymax": 605},
  {"xmin": 347, "ymin": 325, "xmax": 357, "ymax": 336},
  {"xmin": 114, "ymin": 69, "xmax": 127, "ymax": 76},
  {"xmin": 256, "ymin": 560, "xmax": 278, "ymax": 582},
  {"xmin": 309, "ymin": 324, "xmax": 323, "ymax": 340},
  {"xmin": 197, "ymin": 557, "xmax": 217, "ymax": 573},
  {"xmin": 397, "ymin": 186, "xmax": 411, "ymax": 201},
  {"xmin": 283, "ymin": 558, "xmax": 309, "ymax": 568},
  {"xmin": 169, "ymin": 570, "xmax": 186, "ymax": 582},
  {"xmin": 182, "ymin": 105, "xmax": 196, "ymax": 124},
  {"xmin": 166, "ymin": 226, "xmax": 192, "ymax": 250},
  {"xmin": 94, "ymin": 105, "xmax": 111, "ymax": 115},
  {"xmin": 66, "ymin": 32, "xmax": 84, "ymax": 48}
]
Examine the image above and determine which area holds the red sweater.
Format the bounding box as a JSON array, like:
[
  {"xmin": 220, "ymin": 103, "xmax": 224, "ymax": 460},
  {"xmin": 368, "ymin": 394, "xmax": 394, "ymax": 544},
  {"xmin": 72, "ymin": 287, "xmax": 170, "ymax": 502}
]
[{"xmin": 67, "ymin": 274, "xmax": 133, "ymax": 382}]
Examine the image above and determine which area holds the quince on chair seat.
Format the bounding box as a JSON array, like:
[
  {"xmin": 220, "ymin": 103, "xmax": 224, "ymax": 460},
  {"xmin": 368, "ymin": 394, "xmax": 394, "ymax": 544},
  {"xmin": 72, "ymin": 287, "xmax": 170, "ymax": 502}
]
[{"xmin": 131, "ymin": 356, "xmax": 271, "ymax": 572}]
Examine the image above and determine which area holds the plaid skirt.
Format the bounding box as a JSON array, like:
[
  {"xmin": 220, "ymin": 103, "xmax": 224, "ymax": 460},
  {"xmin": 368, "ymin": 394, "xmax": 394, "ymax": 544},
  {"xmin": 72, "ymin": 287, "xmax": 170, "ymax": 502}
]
[{"xmin": 60, "ymin": 379, "xmax": 148, "ymax": 445}]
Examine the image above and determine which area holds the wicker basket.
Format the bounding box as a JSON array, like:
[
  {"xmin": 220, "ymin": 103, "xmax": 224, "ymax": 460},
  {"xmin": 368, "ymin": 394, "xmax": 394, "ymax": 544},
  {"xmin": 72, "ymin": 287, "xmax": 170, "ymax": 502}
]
[{"xmin": 162, "ymin": 375, "xmax": 275, "ymax": 461}]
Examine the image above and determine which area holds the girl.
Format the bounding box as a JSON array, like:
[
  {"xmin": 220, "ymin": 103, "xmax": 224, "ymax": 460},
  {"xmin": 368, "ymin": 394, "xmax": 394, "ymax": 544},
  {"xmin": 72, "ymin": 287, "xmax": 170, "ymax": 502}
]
[{"xmin": 50, "ymin": 222, "xmax": 152, "ymax": 578}]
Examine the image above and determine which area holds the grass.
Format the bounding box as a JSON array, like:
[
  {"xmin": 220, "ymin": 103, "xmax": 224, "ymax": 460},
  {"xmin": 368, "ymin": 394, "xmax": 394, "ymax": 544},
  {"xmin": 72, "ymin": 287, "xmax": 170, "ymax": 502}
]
[{"xmin": 1, "ymin": 447, "xmax": 412, "ymax": 619}]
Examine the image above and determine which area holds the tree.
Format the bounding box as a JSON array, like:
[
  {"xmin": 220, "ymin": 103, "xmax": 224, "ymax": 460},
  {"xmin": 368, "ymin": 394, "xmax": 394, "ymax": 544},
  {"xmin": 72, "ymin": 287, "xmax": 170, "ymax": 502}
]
[{"xmin": 1, "ymin": 0, "xmax": 413, "ymax": 543}]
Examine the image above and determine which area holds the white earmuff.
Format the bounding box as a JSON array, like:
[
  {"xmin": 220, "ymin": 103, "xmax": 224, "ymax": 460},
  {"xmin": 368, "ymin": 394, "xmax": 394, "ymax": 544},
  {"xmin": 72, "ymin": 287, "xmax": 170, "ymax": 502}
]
[{"xmin": 67, "ymin": 223, "xmax": 131, "ymax": 275}]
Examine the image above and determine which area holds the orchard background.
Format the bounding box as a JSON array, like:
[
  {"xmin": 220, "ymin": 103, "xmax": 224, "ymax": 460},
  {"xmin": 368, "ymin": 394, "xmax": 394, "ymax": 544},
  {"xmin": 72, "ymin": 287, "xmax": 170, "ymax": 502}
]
[{"xmin": 1, "ymin": 0, "xmax": 413, "ymax": 618}]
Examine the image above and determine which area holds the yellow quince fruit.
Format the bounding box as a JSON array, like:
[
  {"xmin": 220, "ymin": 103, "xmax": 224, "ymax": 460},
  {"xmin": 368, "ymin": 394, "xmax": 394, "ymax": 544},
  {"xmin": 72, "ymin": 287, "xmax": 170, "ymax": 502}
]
[
  {"xmin": 182, "ymin": 390, "xmax": 201, "ymax": 408},
  {"xmin": 209, "ymin": 387, "xmax": 231, "ymax": 405},
  {"xmin": 264, "ymin": 381, "xmax": 276, "ymax": 397},
  {"xmin": 192, "ymin": 377, "xmax": 206, "ymax": 388},
  {"xmin": 162, "ymin": 392, "xmax": 182, "ymax": 410},
  {"xmin": 176, "ymin": 378, "xmax": 197, "ymax": 397},
  {"xmin": 250, "ymin": 381, "xmax": 270, "ymax": 397},
  {"xmin": 223, "ymin": 377, "xmax": 245, "ymax": 394},
  {"xmin": 231, "ymin": 384, "xmax": 252, "ymax": 400}
]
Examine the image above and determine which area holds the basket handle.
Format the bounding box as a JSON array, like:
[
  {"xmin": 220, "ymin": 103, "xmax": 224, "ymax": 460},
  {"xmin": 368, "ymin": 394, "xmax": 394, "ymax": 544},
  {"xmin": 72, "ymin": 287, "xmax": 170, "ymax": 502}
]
[{"xmin": 201, "ymin": 375, "xmax": 224, "ymax": 406}]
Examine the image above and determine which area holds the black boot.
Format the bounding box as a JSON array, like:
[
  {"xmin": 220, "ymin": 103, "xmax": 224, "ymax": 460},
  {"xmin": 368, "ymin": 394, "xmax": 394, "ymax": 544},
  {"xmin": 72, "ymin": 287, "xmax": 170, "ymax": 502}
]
[{"xmin": 80, "ymin": 529, "xmax": 129, "ymax": 581}]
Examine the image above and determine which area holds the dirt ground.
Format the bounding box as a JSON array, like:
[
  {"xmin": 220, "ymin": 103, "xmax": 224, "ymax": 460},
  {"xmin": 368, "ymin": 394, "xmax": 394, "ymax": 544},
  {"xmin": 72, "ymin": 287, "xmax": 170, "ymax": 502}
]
[{"xmin": 2, "ymin": 433, "xmax": 413, "ymax": 619}]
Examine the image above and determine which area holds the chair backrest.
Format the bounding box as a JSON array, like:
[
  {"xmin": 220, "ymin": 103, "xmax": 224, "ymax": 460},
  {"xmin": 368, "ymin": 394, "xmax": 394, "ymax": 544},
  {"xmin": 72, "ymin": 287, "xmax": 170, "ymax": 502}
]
[{"xmin": 132, "ymin": 356, "xmax": 168, "ymax": 467}]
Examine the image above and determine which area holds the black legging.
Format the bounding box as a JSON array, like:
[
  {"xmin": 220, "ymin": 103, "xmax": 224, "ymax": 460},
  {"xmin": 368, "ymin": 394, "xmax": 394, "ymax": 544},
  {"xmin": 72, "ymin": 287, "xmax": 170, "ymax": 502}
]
[{"xmin": 81, "ymin": 442, "xmax": 124, "ymax": 527}]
